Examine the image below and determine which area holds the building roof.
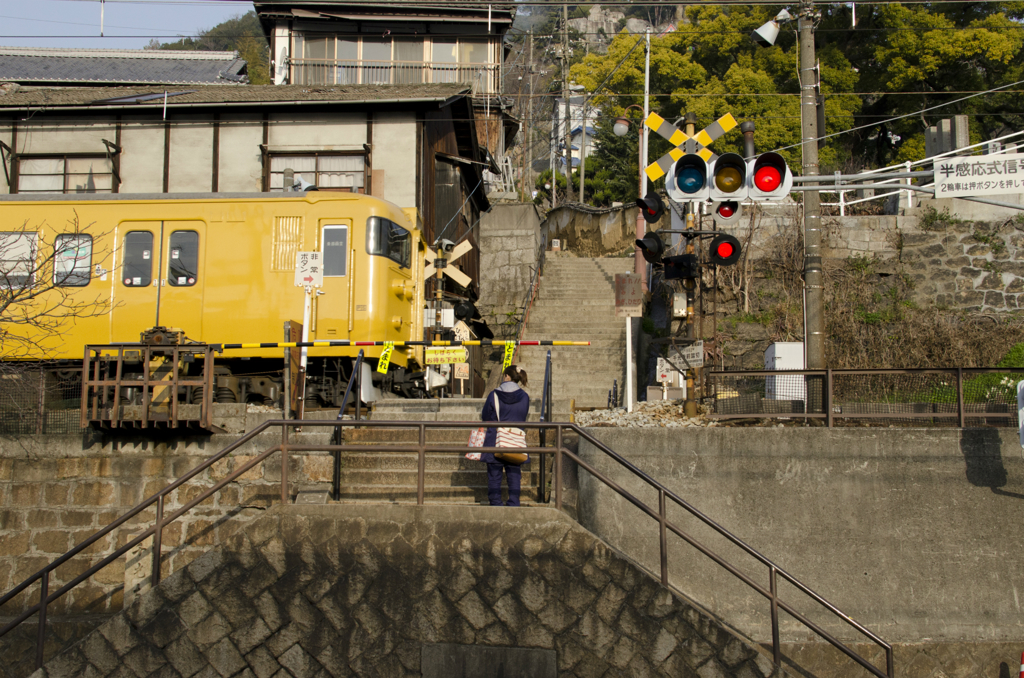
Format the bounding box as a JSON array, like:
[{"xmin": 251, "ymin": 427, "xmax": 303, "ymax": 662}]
[
  {"xmin": 254, "ymin": 0, "xmax": 514, "ymax": 24},
  {"xmin": 0, "ymin": 47, "xmax": 248, "ymax": 86},
  {"xmin": 0, "ymin": 83, "xmax": 472, "ymax": 110}
]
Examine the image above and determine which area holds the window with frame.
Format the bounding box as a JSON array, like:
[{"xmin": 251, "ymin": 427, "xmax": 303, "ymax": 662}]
[
  {"xmin": 321, "ymin": 225, "xmax": 348, "ymax": 277},
  {"xmin": 18, "ymin": 156, "xmax": 114, "ymax": 194},
  {"xmin": 0, "ymin": 232, "xmax": 37, "ymax": 289},
  {"xmin": 366, "ymin": 217, "xmax": 410, "ymax": 268},
  {"xmin": 168, "ymin": 231, "xmax": 199, "ymax": 287},
  {"xmin": 268, "ymin": 154, "xmax": 366, "ymax": 193},
  {"xmin": 54, "ymin": 234, "xmax": 92, "ymax": 287},
  {"xmin": 122, "ymin": 231, "xmax": 153, "ymax": 287}
]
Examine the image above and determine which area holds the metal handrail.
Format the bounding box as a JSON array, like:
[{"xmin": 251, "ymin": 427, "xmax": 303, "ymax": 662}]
[
  {"xmin": 511, "ymin": 264, "xmax": 542, "ymax": 363},
  {"xmin": 1, "ymin": 418, "xmax": 892, "ymax": 677},
  {"xmin": 537, "ymin": 349, "xmax": 552, "ymax": 502},
  {"xmin": 331, "ymin": 349, "xmax": 364, "ymax": 499}
]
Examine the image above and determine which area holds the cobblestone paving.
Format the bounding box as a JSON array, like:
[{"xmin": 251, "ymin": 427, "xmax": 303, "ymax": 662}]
[{"xmin": 29, "ymin": 505, "xmax": 784, "ymax": 678}]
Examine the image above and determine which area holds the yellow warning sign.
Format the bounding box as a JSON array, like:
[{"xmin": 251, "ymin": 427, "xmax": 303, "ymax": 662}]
[
  {"xmin": 377, "ymin": 342, "xmax": 394, "ymax": 374},
  {"xmin": 425, "ymin": 347, "xmax": 468, "ymax": 365},
  {"xmin": 503, "ymin": 342, "xmax": 515, "ymax": 369}
]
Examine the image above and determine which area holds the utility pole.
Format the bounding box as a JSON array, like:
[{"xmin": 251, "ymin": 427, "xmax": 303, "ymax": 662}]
[
  {"xmin": 561, "ymin": 4, "xmax": 574, "ymax": 202},
  {"xmin": 526, "ymin": 30, "xmax": 533, "ymax": 200},
  {"xmin": 799, "ymin": 0, "xmax": 824, "ymax": 370},
  {"xmin": 683, "ymin": 111, "xmax": 698, "ymax": 418}
]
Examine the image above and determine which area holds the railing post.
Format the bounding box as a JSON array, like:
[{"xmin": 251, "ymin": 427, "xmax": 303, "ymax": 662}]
[
  {"xmin": 417, "ymin": 423, "xmax": 426, "ymax": 505},
  {"xmin": 35, "ymin": 570, "xmax": 48, "ymax": 669},
  {"xmin": 769, "ymin": 565, "xmax": 781, "ymax": 668},
  {"xmin": 825, "ymin": 369, "xmax": 833, "ymax": 428},
  {"xmin": 956, "ymin": 367, "xmax": 965, "ymax": 429},
  {"xmin": 152, "ymin": 495, "xmax": 164, "ymax": 586},
  {"xmin": 281, "ymin": 424, "xmax": 290, "ymax": 504},
  {"xmin": 658, "ymin": 489, "xmax": 668, "ymax": 586},
  {"xmin": 555, "ymin": 425, "xmax": 563, "ymax": 511}
]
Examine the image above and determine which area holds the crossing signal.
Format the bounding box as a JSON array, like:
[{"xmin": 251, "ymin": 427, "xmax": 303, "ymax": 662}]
[
  {"xmin": 747, "ymin": 152, "xmax": 793, "ymax": 201},
  {"xmin": 636, "ymin": 192, "xmax": 666, "ymax": 223},
  {"xmin": 666, "ymin": 155, "xmax": 709, "ymax": 202},
  {"xmin": 709, "ymin": 153, "xmax": 748, "ymax": 201},
  {"xmin": 663, "ymin": 254, "xmax": 700, "ymax": 280},
  {"xmin": 711, "ymin": 200, "xmax": 744, "ymax": 226},
  {"xmin": 709, "ymin": 234, "xmax": 742, "ymax": 266},
  {"xmin": 636, "ymin": 231, "xmax": 666, "ymax": 264}
]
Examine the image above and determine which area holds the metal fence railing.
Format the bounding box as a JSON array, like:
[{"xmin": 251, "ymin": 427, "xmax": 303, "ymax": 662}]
[
  {"xmin": 710, "ymin": 368, "xmax": 1024, "ymax": 427},
  {"xmin": 0, "ymin": 364, "xmax": 83, "ymax": 435}
]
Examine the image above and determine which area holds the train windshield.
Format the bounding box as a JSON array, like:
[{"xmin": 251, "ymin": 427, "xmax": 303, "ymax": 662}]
[{"xmin": 366, "ymin": 217, "xmax": 410, "ymax": 268}]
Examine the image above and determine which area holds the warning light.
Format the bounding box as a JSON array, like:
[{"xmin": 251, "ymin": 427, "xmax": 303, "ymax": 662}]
[
  {"xmin": 663, "ymin": 254, "xmax": 700, "ymax": 280},
  {"xmin": 709, "ymin": 234, "xmax": 742, "ymax": 266},
  {"xmin": 711, "ymin": 200, "xmax": 744, "ymax": 226},
  {"xmin": 747, "ymin": 152, "xmax": 792, "ymax": 201},
  {"xmin": 709, "ymin": 153, "xmax": 748, "ymax": 201},
  {"xmin": 666, "ymin": 155, "xmax": 709, "ymax": 202},
  {"xmin": 636, "ymin": 231, "xmax": 666, "ymax": 264},
  {"xmin": 635, "ymin": 192, "xmax": 666, "ymax": 223}
]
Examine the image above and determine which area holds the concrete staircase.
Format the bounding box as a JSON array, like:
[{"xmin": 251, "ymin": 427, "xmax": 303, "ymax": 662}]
[
  {"xmin": 329, "ymin": 398, "xmax": 547, "ymax": 505},
  {"xmin": 516, "ymin": 254, "xmax": 635, "ymax": 418}
]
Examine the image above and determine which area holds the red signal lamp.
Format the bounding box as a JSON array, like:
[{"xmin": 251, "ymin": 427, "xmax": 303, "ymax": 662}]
[
  {"xmin": 754, "ymin": 165, "xmax": 782, "ymax": 192},
  {"xmin": 635, "ymin": 191, "xmax": 666, "ymax": 223},
  {"xmin": 709, "ymin": 234, "xmax": 742, "ymax": 266}
]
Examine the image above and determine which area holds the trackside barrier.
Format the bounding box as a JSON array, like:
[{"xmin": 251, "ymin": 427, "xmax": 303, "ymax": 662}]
[{"xmin": 0, "ymin": 425, "xmax": 892, "ymax": 677}]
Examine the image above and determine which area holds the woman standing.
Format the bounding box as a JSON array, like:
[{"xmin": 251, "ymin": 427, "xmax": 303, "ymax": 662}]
[{"xmin": 479, "ymin": 365, "xmax": 530, "ymax": 506}]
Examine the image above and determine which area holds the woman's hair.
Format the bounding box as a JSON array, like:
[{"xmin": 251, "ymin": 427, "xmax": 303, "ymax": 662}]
[{"xmin": 503, "ymin": 365, "xmax": 528, "ymax": 388}]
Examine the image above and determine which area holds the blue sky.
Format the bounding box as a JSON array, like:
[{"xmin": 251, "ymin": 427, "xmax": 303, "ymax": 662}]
[{"xmin": 0, "ymin": 0, "xmax": 255, "ymax": 49}]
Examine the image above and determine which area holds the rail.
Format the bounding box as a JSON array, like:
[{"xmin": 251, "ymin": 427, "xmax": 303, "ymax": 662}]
[
  {"xmin": 709, "ymin": 367, "xmax": 1024, "ymax": 427},
  {"xmin": 1, "ymin": 419, "xmax": 892, "ymax": 677}
]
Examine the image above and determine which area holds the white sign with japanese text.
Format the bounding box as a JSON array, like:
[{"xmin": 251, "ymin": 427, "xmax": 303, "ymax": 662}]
[
  {"xmin": 934, "ymin": 153, "xmax": 1024, "ymax": 198},
  {"xmin": 294, "ymin": 251, "xmax": 323, "ymax": 287},
  {"xmin": 615, "ymin": 273, "xmax": 643, "ymax": 318}
]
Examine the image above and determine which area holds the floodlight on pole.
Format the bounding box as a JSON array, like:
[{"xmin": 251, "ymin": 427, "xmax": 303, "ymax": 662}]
[{"xmin": 751, "ymin": 9, "xmax": 793, "ymax": 47}]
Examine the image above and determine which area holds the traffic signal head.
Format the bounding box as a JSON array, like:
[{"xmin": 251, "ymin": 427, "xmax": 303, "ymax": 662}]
[
  {"xmin": 748, "ymin": 152, "xmax": 793, "ymax": 201},
  {"xmin": 711, "ymin": 200, "xmax": 744, "ymax": 226},
  {"xmin": 666, "ymin": 155, "xmax": 709, "ymax": 202},
  {"xmin": 709, "ymin": 234, "xmax": 742, "ymax": 266},
  {"xmin": 709, "ymin": 153, "xmax": 748, "ymax": 201},
  {"xmin": 663, "ymin": 254, "xmax": 700, "ymax": 280},
  {"xmin": 635, "ymin": 192, "xmax": 666, "ymax": 223},
  {"xmin": 636, "ymin": 231, "xmax": 666, "ymax": 264}
]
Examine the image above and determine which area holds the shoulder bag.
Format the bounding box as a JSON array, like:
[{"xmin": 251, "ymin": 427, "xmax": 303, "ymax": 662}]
[{"xmin": 493, "ymin": 395, "xmax": 528, "ymax": 465}]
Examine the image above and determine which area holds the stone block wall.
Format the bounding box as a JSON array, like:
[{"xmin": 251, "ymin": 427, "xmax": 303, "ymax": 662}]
[
  {"xmin": 0, "ymin": 433, "xmax": 335, "ymax": 619},
  {"xmin": 29, "ymin": 505, "xmax": 782, "ymax": 678},
  {"xmin": 477, "ymin": 204, "xmax": 543, "ymax": 330}
]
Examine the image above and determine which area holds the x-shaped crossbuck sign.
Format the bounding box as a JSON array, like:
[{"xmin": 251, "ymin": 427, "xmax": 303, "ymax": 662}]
[{"xmin": 643, "ymin": 112, "xmax": 738, "ymax": 182}]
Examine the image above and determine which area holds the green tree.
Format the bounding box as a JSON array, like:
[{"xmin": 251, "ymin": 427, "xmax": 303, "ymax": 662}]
[{"xmin": 150, "ymin": 11, "xmax": 270, "ymax": 85}]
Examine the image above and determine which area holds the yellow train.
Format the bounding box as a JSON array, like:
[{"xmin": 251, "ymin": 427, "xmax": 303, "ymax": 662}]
[{"xmin": 0, "ymin": 191, "xmax": 436, "ymax": 405}]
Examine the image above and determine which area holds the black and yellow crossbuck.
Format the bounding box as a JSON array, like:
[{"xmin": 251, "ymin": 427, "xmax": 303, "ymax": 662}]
[{"xmin": 643, "ymin": 112, "xmax": 738, "ymax": 182}]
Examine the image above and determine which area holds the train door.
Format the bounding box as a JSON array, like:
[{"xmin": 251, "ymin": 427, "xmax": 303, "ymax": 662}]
[
  {"xmin": 315, "ymin": 220, "xmax": 352, "ymax": 339},
  {"xmin": 111, "ymin": 221, "xmax": 205, "ymax": 341}
]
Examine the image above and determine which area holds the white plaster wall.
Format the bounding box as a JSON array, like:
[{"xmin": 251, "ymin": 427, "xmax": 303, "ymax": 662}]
[
  {"xmin": 373, "ymin": 112, "xmax": 417, "ymax": 208},
  {"xmin": 267, "ymin": 113, "xmax": 366, "ymax": 149},
  {"xmin": 217, "ymin": 116, "xmax": 264, "ymax": 192},
  {"xmin": 119, "ymin": 118, "xmax": 165, "ymax": 193},
  {"xmin": 14, "ymin": 119, "xmax": 115, "ymax": 155},
  {"xmin": 167, "ymin": 117, "xmax": 214, "ymax": 193}
]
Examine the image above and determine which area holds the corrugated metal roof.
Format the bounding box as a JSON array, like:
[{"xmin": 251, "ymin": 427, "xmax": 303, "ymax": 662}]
[
  {"xmin": 0, "ymin": 83, "xmax": 473, "ymax": 109},
  {"xmin": 0, "ymin": 47, "xmax": 248, "ymax": 86}
]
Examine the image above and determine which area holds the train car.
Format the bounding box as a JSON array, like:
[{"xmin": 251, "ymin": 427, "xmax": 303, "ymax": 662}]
[{"xmin": 0, "ymin": 191, "xmax": 431, "ymax": 406}]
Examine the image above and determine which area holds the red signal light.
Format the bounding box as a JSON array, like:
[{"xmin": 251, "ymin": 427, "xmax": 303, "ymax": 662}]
[
  {"xmin": 754, "ymin": 166, "xmax": 782, "ymax": 192},
  {"xmin": 709, "ymin": 234, "xmax": 742, "ymax": 266},
  {"xmin": 715, "ymin": 241, "xmax": 734, "ymax": 259},
  {"xmin": 717, "ymin": 203, "xmax": 735, "ymax": 218}
]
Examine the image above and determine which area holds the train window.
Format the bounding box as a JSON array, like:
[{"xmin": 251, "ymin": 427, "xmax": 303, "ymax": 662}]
[
  {"xmin": 54, "ymin": 234, "xmax": 92, "ymax": 287},
  {"xmin": 321, "ymin": 225, "xmax": 348, "ymax": 276},
  {"xmin": 122, "ymin": 232, "xmax": 153, "ymax": 287},
  {"xmin": 366, "ymin": 217, "xmax": 410, "ymax": 268},
  {"xmin": 0, "ymin": 232, "xmax": 37, "ymax": 289},
  {"xmin": 168, "ymin": 231, "xmax": 199, "ymax": 287}
]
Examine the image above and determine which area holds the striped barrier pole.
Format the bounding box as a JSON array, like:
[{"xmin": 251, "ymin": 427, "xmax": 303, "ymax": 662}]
[{"xmin": 213, "ymin": 340, "xmax": 590, "ymax": 351}]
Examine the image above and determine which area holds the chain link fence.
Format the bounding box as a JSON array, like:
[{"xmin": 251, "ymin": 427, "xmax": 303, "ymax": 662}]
[
  {"xmin": 710, "ymin": 368, "xmax": 1024, "ymax": 428},
  {"xmin": 0, "ymin": 364, "xmax": 83, "ymax": 435}
]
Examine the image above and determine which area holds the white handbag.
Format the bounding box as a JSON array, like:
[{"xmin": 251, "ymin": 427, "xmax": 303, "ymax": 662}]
[{"xmin": 493, "ymin": 396, "xmax": 528, "ymax": 464}]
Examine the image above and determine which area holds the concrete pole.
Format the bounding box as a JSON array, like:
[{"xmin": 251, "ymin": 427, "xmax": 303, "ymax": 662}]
[
  {"xmin": 562, "ymin": 5, "xmax": 575, "ymax": 202},
  {"xmin": 635, "ymin": 29, "xmax": 651, "ymax": 288},
  {"xmin": 799, "ymin": 2, "xmax": 824, "ymax": 370},
  {"xmin": 683, "ymin": 112, "xmax": 698, "ymax": 418}
]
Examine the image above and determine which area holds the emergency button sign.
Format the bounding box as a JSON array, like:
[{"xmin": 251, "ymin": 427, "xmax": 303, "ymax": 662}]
[{"xmin": 295, "ymin": 251, "xmax": 324, "ymax": 288}]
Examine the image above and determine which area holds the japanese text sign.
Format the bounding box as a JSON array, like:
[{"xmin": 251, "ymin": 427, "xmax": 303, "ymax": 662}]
[
  {"xmin": 615, "ymin": 273, "xmax": 643, "ymax": 317},
  {"xmin": 934, "ymin": 153, "xmax": 1024, "ymax": 197},
  {"xmin": 294, "ymin": 251, "xmax": 323, "ymax": 287}
]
